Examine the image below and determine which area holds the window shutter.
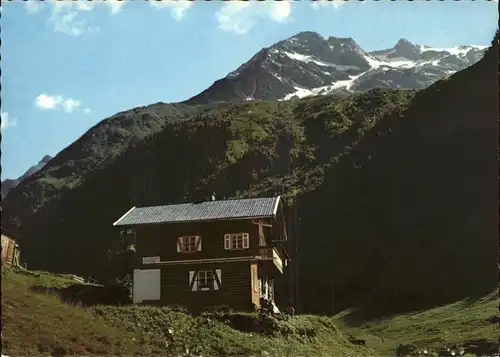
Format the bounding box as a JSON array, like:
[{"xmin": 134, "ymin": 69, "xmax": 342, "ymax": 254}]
[
  {"xmin": 196, "ymin": 236, "xmax": 202, "ymax": 251},
  {"xmin": 224, "ymin": 234, "xmax": 231, "ymax": 250},
  {"xmin": 189, "ymin": 271, "xmax": 198, "ymax": 291},
  {"xmin": 214, "ymin": 269, "xmax": 222, "ymax": 290},
  {"xmin": 177, "ymin": 237, "xmax": 183, "ymax": 253},
  {"xmin": 252, "ymin": 267, "xmax": 258, "ymax": 292},
  {"xmin": 242, "ymin": 233, "xmax": 250, "ymax": 249}
]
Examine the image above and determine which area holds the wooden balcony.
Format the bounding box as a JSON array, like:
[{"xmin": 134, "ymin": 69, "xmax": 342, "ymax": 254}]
[{"xmin": 259, "ymin": 247, "xmax": 284, "ymax": 274}]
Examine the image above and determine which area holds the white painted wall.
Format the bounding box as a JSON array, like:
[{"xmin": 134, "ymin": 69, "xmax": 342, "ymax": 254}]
[{"xmin": 133, "ymin": 269, "xmax": 161, "ymax": 303}]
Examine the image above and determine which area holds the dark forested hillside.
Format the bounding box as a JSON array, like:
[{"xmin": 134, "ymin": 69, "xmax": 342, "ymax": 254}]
[
  {"xmin": 2, "ymin": 103, "xmax": 202, "ymax": 228},
  {"xmin": 296, "ymin": 35, "xmax": 498, "ymax": 313},
  {"xmin": 2, "ymin": 33, "xmax": 497, "ymax": 316},
  {"xmin": 1, "ymin": 155, "xmax": 52, "ymax": 199}
]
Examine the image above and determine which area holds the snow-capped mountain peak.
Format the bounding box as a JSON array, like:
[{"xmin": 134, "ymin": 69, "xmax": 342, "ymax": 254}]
[{"xmin": 185, "ymin": 32, "xmax": 488, "ymax": 105}]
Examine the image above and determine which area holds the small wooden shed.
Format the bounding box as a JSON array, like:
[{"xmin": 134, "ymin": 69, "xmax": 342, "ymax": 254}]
[{"xmin": 1, "ymin": 228, "xmax": 21, "ymax": 267}]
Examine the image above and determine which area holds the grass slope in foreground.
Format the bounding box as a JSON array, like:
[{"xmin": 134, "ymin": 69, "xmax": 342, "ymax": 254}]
[
  {"xmin": 334, "ymin": 293, "xmax": 498, "ymax": 357},
  {"xmin": 1, "ymin": 266, "xmax": 370, "ymax": 357},
  {"xmin": 2, "ymin": 266, "xmax": 497, "ymax": 357}
]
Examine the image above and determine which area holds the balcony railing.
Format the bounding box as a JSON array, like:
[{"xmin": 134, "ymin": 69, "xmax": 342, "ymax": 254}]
[{"xmin": 259, "ymin": 247, "xmax": 283, "ymax": 274}]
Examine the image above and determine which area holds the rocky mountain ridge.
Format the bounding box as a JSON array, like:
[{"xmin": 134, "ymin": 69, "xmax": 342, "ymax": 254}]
[
  {"xmin": 186, "ymin": 31, "xmax": 487, "ymax": 104},
  {"xmin": 1, "ymin": 155, "xmax": 53, "ymax": 199}
]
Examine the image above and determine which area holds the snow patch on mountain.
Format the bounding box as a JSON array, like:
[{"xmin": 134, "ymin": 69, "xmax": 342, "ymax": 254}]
[
  {"xmin": 185, "ymin": 32, "xmax": 489, "ymax": 105},
  {"xmin": 282, "ymin": 72, "xmax": 364, "ymax": 101},
  {"xmin": 283, "ymin": 51, "xmax": 360, "ymax": 71},
  {"xmin": 418, "ymin": 44, "xmax": 488, "ymax": 56},
  {"xmin": 276, "ymin": 39, "xmax": 488, "ymax": 100}
]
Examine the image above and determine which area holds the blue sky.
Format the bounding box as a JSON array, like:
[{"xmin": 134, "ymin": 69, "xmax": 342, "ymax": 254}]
[{"xmin": 1, "ymin": 0, "xmax": 498, "ymax": 180}]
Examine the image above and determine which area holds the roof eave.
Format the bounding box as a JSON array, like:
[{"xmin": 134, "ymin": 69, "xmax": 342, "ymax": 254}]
[
  {"xmin": 113, "ymin": 214, "xmax": 276, "ymax": 227},
  {"xmin": 112, "ymin": 206, "xmax": 137, "ymax": 226},
  {"xmin": 272, "ymin": 195, "xmax": 281, "ymax": 217}
]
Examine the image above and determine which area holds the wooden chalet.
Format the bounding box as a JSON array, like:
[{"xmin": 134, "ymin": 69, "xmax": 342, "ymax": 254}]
[
  {"xmin": 113, "ymin": 196, "xmax": 290, "ymax": 313},
  {"xmin": 1, "ymin": 227, "xmax": 21, "ymax": 267}
]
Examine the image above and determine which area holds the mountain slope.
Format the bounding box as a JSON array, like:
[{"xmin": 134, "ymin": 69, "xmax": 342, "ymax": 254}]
[
  {"xmin": 1, "ymin": 103, "xmax": 203, "ymax": 229},
  {"xmin": 294, "ymin": 33, "xmax": 498, "ymax": 313},
  {"xmin": 2, "ymin": 32, "xmax": 497, "ymax": 316},
  {"xmin": 185, "ymin": 31, "xmax": 487, "ymax": 104},
  {"xmin": 10, "ymin": 92, "xmax": 416, "ymax": 281},
  {"xmin": 334, "ymin": 290, "xmax": 498, "ymax": 357},
  {"xmin": 1, "ymin": 155, "xmax": 52, "ymax": 199}
]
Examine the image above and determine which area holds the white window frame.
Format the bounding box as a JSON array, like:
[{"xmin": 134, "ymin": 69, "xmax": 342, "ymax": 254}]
[
  {"xmin": 224, "ymin": 233, "xmax": 250, "ymax": 250},
  {"xmin": 189, "ymin": 269, "xmax": 222, "ymax": 292},
  {"xmin": 177, "ymin": 235, "xmax": 202, "ymax": 253}
]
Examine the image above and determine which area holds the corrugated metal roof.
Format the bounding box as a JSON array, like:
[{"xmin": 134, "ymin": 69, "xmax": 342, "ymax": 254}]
[{"xmin": 113, "ymin": 196, "xmax": 281, "ymax": 226}]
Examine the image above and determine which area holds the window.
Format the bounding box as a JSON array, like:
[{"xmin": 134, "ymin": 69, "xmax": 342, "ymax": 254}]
[
  {"xmin": 261, "ymin": 278, "xmax": 268, "ymax": 298},
  {"xmin": 268, "ymin": 279, "xmax": 274, "ymax": 301},
  {"xmin": 258, "ymin": 225, "xmax": 267, "ymax": 247},
  {"xmin": 122, "ymin": 228, "xmax": 136, "ymax": 252},
  {"xmin": 177, "ymin": 235, "xmax": 201, "ymax": 253},
  {"xmin": 224, "ymin": 233, "xmax": 250, "ymax": 250},
  {"xmin": 189, "ymin": 269, "xmax": 222, "ymax": 291},
  {"xmin": 259, "ymin": 278, "xmax": 275, "ymax": 301},
  {"xmin": 198, "ymin": 270, "xmax": 214, "ymax": 290}
]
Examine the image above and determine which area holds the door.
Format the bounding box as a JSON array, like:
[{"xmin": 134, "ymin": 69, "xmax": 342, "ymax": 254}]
[{"xmin": 133, "ymin": 269, "xmax": 161, "ymax": 303}]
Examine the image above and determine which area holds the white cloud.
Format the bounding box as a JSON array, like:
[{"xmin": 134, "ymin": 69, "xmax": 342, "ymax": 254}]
[
  {"xmin": 1, "ymin": 112, "xmax": 18, "ymax": 132},
  {"xmin": 216, "ymin": 1, "xmax": 293, "ymax": 35},
  {"xmin": 84, "ymin": 108, "xmax": 91, "ymax": 114},
  {"xmin": 35, "ymin": 94, "xmax": 63, "ymax": 110},
  {"xmin": 106, "ymin": 0, "xmax": 126, "ymax": 14},
  {"xmin": 61, "ymin": 98, "xmax": 82, "ymax": 113},
  {"xmin": 24, "ymin": 0, "xmax": 43, "ymax": 14},
  {"xmin": 310, "ymin": 0, "xmax": 346, "ymax": 10},
  {"xmin": 23, "ymin": 0, "xmax": 196, "ymax": 37},
  {"xmin": 35, "ymin": 94, "xmax": 86, "ymax": 114},
  {"xmin": 50, "ymin": 0, "xmax": 125, "ymax": 13},
  {"xmin": 23, "ymin": 0, "xmax": 125, "ymax": 37},
  {"xmin": 50, "ymin": 0, "xmax": 102, "ymax": 37},
  {"xmin": 149, "ymin": 0, "xmax": 193, "ymax": 21},
  {"xmin": 269, "ymin": 1, "xmax": 292, "ymax": 22},
  {"xmin": 51, "ymin": 10, "xmax": 90, "ymax": 37}
]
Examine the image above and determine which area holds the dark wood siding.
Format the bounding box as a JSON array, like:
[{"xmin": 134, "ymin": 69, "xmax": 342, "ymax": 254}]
[
  {"xmin": 149, "ymin": 261, "xmax": 254, "ymax": 312},
  {"xmin": 127, "ymin": 215, "xmax": 290, "ymax": 312},
  {"xmin": 134, "ymin": 219, "xmax": 262, "ymax": 268}
]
